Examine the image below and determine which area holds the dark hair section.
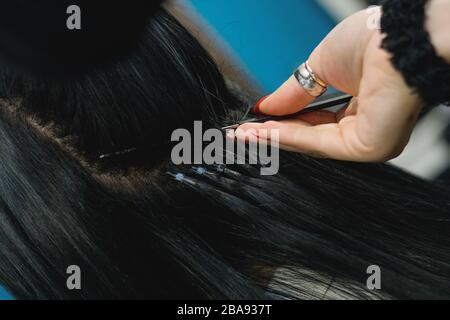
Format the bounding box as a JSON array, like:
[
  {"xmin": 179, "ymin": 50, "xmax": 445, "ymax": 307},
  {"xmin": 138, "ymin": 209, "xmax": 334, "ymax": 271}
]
[
  {"xmin": 0, "ymin": 0, "xmax": 164, "ymax": 76},
  {"xmin": 0, "ymin": 8, "xmax": 449, "ymax": 300}
]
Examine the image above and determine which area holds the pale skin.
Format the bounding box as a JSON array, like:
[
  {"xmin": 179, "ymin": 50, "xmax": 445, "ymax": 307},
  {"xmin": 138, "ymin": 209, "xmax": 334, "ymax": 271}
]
[{"xmin": 236, "ymin": 2, "xmax": 450, "ymax": 162}]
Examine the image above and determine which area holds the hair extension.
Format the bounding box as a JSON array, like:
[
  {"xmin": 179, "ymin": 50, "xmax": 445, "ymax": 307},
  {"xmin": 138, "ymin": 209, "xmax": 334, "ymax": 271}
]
[{"xmin": 0, "ymin": 8, "xmax": 449, "ymax": 300}]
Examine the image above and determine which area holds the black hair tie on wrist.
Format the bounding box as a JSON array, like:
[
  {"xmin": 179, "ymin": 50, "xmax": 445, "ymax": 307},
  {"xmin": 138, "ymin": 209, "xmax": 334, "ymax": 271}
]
[
  {"xmin": 380, "ymin": 0, "xmax": 450, "ymax": 107},
  {"xmin": 0, "ymin": 0, "xmax": 164, "ymax": 78}
]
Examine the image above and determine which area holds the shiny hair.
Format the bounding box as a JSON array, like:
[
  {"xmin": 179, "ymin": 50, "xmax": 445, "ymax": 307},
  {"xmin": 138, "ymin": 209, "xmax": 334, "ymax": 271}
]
[{"xmin": 0, "ymin": 8, "xmax": 449, "ymax": 299}]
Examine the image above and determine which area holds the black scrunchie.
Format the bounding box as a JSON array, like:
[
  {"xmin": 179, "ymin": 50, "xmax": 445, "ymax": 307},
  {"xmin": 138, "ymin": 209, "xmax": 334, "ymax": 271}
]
[
  {"xmin": 0, "ymin": 0, "xmax": 164, "ymax": 77},
  {"xmin": 380, "ymin": 0, "xmax": 450, "ymax": 107}
]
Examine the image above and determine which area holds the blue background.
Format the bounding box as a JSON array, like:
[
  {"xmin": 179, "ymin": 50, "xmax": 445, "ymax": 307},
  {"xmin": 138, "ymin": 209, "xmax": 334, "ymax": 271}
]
[
  {"xmin": 190, "ymin": 0, "xmax": 335, "ymax": 92},
  {"xmin": 0, "ymin": 0, "xmax": 336, "ymax": 301},
  {"xmin": 0, "ymin": 287, "xmax": 13, "ymax": 300}
]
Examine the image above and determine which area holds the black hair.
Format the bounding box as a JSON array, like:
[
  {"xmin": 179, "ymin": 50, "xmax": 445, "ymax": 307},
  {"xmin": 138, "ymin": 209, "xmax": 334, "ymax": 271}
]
[
  {"xmin": 0, "ymin": 8, "xmax": 449, "ymax": 299},
  {"xmin": 0, "ymin": 0, "xmax": 163, "ymax": 76}
]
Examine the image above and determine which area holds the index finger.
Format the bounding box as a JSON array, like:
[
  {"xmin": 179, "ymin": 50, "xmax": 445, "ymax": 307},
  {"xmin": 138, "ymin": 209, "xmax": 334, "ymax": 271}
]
[{"xmin": 258, "ymin": 75, "xmax": 317, "ymax": 116}]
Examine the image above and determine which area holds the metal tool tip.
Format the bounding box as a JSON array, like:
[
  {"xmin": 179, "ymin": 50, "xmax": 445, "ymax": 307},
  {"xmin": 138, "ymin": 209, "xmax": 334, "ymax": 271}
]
[{"xmin": 220, "ymin": 124, "xmax": 240, "ymax": 131}]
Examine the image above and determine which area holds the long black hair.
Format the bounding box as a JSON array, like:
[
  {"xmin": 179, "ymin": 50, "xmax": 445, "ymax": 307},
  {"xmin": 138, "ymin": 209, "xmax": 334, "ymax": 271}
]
[{"xmin": 0, "ymin": 8, "xmax": 449, "ymax": 300}]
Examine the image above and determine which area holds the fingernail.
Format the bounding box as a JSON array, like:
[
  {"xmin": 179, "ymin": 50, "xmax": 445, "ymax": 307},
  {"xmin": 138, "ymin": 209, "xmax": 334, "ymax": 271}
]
[
  {"xmin": 226, "ymin": 129, "xmax": 236, "ymax": 140},
  {"xmin": 235, "ymin": 128, "xmax": 258, "ymax": 143},
  {"xmin": 252, "ymin": 95, "xmax": 270, "ymax": 115}
]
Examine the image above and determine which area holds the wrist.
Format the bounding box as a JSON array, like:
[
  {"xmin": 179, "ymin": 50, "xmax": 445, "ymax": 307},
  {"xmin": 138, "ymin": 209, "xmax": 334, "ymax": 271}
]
[{"xmin": 427, "ymin": 0, "xmax": 450, "ymax": 63}]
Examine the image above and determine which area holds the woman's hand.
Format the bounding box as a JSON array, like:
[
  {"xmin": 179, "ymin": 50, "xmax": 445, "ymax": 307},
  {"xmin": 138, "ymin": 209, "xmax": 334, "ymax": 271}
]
[{"xmin": 237, "ymin": 6, "xmax": 423, "ymax": 162}]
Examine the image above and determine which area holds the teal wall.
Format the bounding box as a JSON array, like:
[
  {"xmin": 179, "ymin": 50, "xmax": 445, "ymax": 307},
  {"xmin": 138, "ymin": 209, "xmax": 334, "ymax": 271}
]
[
  {"xmin": 190, "ymin": 0, "xmax": 336, "ymax": 92},
  {"xmin": 0, "ymin": 287, "xmax": 13, "ymax": 300}
]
